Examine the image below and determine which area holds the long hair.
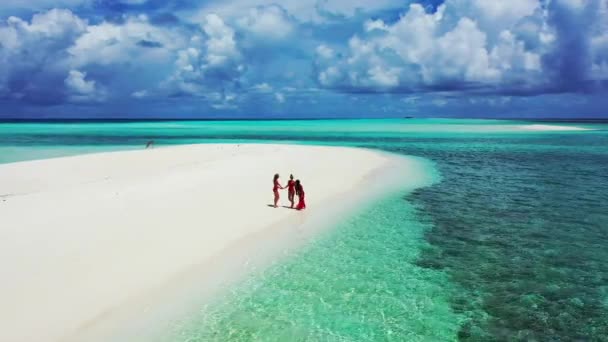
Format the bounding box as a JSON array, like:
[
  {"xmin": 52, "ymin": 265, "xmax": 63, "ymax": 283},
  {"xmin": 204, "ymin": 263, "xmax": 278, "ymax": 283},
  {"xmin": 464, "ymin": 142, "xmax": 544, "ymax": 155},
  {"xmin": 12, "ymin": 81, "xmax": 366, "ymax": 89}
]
[
  {"xmin": 295, "ymin": 179, "xmax": 302, "ymax": 196},
  {"xmin": 273, "ymin": 173, "xmax": 279, "ymax": 184}
]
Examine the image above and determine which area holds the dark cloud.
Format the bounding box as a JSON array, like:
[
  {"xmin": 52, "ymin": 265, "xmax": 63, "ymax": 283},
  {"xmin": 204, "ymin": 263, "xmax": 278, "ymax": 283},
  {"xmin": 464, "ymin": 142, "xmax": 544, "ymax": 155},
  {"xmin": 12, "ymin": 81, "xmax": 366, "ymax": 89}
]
[
  {"xmin": 0, "ymin": 9, "xmax": 86, "ymax": 105},
  {"xmin": 543, "ymin": 0, "xmax": 602, "ymax": 91},
  {"xmin": 149, "ymin": 12, "xmax": 180, "ymax": 25},
  {"xmin": 136, "ymin": 39, "xmax": 163, "ymax": 48}
]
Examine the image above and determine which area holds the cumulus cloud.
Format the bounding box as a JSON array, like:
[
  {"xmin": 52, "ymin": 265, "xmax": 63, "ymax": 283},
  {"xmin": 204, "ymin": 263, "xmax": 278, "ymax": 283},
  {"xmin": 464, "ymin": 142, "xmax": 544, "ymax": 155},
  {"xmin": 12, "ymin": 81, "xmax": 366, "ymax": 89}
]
[
  {"xmin": 444, "ymin": 0, "xmax": 540, "ymax": 38},
  {"xmin": 69, "ymin": 14, "xmax": 187, "ymax": 67},
  {"xmin": 316, "ymin": 44, "xmax": 335, "ymax": 59},
  {"xmin": 64, "ymin": 69, "xmax": 105, "ymax": 102},
  {"xmin": 65, "ymin": 70, "xmax": 95, "ymax": 94},
  {"xmin": 0, "ymin": 8, "xmax": 247, "ymax": 107},
  {"xmin": 0, "ymin": 8, "xmax": 190, "ymax": 105},
  {"xmin": 1, "ymin": 0, "xmax": 607, "ymax": 117},
  {"xmin": 203, "ymin": 14, "xmax": 239, "ymax": 66},
  {"xmin": 166, "ymin": 13, "xmax": 245, "ymax": 107},
  {"xmin": 236, "ymin": 5, "xmax": 294, "ymax": 40},
  {"xmin": 314, "ymin": 0, "xmax": 608, "ymax": 95},
  {"xmin": 0, "ymin": 9, "xmax": 86, "ymax": 104}
]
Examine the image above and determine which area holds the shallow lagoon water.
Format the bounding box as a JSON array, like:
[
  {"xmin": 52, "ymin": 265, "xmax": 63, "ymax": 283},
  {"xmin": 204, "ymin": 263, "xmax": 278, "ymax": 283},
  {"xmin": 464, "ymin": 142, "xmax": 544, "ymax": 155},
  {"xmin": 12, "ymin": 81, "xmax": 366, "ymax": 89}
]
[
  {"xmin": 1, "ymin": 119, "xmax": 607, "ymax": 340},
  {"xmin": 169, "ymin": 195, "xmax": 465, "ymax": 341}
]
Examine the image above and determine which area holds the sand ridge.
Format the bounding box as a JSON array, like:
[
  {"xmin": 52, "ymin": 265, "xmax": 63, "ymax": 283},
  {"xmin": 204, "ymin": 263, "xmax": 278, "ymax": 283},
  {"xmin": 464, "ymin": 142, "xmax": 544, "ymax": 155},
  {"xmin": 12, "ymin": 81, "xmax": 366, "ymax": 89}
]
[{"xmin": 0, "ymin": 144, "xmax": 423, "ymax": 342}]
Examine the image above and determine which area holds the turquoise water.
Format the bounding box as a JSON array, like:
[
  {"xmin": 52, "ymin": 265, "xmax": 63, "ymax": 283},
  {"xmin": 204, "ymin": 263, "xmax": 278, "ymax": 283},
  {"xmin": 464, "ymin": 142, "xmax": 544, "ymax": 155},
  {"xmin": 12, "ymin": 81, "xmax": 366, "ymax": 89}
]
[
  {"xmin": 0, "ymin": 119, "xmax": 604, "ymax": 164},
  {"xmin": 2, "ymin": 119, "xmax": 608, "ymax": 340},
  {"xmin": 170, "ymin": 195, "xmax": 464, "ymax": 341}
]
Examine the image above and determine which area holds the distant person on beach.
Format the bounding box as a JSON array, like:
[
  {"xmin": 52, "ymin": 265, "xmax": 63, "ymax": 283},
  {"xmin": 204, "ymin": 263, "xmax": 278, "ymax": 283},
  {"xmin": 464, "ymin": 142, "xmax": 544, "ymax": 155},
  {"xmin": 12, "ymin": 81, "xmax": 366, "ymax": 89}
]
[
  {"xmin": 272, "ymin": 173, "xmax": 284, "ymax": 208},
  {"xmin": 295, "ymin": 180, "xmax": 306, "ymax": 210},
  {"xmin": 286, "ymin": 174, "xmax": 296, "ymax": 208},
  {"xmin": 145, "ymin": 140, "xmax": 154, "ymax": 149}
]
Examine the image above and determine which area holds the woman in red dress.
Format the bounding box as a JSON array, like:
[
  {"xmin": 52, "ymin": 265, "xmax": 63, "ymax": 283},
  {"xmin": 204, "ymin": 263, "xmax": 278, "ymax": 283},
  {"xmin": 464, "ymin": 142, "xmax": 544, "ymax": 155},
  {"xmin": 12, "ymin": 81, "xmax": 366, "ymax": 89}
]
[
  {"xmin": 286, "ymin": 174, "xmax": 296, "ymax": 208},
  {"xmin": 272, "ymin": 173, "xmax": 284, "ymax": 208},
  {"xmin": 295, "ymin": 179, "xmax": 306, "ymax": 210}
]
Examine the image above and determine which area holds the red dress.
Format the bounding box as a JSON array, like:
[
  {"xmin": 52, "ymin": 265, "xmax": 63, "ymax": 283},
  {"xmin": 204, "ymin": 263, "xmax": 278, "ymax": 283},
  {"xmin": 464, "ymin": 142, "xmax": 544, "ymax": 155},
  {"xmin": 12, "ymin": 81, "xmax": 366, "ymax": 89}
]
[{"xmin": 296, "ymin": 187, "xmax": 306, "ymax": 210}]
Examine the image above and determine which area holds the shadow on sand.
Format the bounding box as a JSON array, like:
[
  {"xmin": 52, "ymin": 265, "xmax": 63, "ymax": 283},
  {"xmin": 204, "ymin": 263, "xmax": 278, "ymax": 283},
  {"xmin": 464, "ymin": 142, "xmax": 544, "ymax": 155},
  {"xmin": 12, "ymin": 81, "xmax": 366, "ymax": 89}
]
[{"xmin": 266, "ymin": 204, "xmax": 296, "ymax": 209}]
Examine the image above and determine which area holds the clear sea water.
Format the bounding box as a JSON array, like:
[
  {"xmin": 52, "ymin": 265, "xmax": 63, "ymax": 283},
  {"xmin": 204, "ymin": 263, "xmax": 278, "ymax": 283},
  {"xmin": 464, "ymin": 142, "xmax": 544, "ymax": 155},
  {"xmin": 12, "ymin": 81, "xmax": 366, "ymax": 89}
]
[{"xmin": 1, "ymin": 119, "xmax": 607, "ymax": 341}]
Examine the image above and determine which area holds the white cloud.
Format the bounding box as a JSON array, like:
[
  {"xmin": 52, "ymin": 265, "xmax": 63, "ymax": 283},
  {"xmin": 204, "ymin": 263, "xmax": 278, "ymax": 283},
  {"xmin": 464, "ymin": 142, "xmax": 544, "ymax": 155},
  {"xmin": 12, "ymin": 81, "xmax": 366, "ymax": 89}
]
[
  {"xmin": 131, "ymin": 90, "xmax": 148, "ymax": 98},
  {"xmin": 431, "ymin": 17, "xmax": 498, "ymax": 83},
  {"xmin": 165, "ymin": 13, "xmax": 245, "ymax": 106},
  {"xmin": 364, "ymin": 19, "xmax": 389, "ymax": 32},
  {"xmin": 209, "ymin": 91, "xmax": 239, "ymax": 109},
  {"xmin": 202, "ymin": 14, "xmax": 239, "ymax": 66},
  {"xmin": 65, "ymin": 70, "xmax": 95, "ymax": 93},
  {"xmin": 237, "ymin": 5, "xmax": 293, "ymax": 40},
  {"xmin": 446, "ymin": 0, "xmax": 540, "ymax": 33},
  {"xmin": 252, "ymin": 83, "xmax": 273, "ymax": 92},
  {"xmin": 318, "ymin": 66, "xmax": 342, "ymax": 86},
  {"xmin": 490, "ymin": 30, "xmax": 542, "ymax": 73},
  {"xmin": 314, "ymin": 1, "xmax": 554, "ymax": 92},
  {"xmin": 0, "ymin": 8, "xmax": 86, "ymax": 50},
  {"xmin": 316, "ymin": 44, "xmax": 335, "ymax": 59},
  {"xmin": 368, "ymin": 65, "xmax": 401, "ymax": 87},
  {"xmin": 2, "ymin": 0, "xmax": 607, "ymax": 111},
  {"xmin": 69, "ymin": 15, "xmax": 186, "ymax": 67},
  {"xmin": 65, "ymin": 69, "xmax": 104, "ymax": 102}
]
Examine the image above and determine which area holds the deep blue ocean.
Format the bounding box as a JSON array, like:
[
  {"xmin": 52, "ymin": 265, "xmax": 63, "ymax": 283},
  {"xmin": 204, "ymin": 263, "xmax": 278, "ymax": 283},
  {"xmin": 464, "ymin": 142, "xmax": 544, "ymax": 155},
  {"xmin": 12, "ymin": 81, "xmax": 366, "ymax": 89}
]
[{"xmin": 1, "ymin": 119, "xmax": 607, "ymax": 341}]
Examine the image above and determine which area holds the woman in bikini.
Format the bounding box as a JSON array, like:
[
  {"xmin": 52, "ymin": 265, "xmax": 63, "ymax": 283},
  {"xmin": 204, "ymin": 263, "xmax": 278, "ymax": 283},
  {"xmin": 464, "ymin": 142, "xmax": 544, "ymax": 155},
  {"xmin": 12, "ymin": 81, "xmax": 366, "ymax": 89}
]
[{"xmin": 272, "ymin": 173, "xmax": 284, "ymax": 208}]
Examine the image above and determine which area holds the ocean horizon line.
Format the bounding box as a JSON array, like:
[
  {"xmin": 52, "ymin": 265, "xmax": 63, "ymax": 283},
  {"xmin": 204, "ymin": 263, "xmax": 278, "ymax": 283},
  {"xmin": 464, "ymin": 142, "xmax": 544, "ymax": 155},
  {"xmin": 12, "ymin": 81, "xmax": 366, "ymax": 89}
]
[{"xmin": 1, "ymin": 117, "xmax": 607, "ymax": 123}]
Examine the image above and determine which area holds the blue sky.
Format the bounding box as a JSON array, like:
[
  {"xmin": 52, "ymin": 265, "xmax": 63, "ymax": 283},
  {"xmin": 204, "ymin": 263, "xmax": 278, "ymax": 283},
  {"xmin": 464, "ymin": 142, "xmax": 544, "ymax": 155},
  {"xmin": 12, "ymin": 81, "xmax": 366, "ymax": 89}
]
[{"xmin": 0, "ymin": 0, "xmax": 607, "ymax": 118}]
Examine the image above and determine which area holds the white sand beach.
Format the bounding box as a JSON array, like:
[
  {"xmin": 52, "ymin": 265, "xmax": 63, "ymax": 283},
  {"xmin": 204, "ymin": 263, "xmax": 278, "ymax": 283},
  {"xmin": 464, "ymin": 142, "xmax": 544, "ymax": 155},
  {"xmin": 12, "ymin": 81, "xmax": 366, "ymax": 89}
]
[
  {"xmin": 518, "ymin": 124, "xmax": 592, "ymax": 131},
  {"xmin": 0, "ymin": 144, "xmax": 425, "ymax": 342}
]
